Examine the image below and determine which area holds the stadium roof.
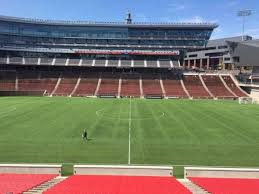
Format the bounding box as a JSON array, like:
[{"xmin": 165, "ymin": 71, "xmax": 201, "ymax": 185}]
[
  {"xmin": 207, "ymin": 36, "xmax": 252, "ymax": 47},
  {"xmin": 0, "ymin": 15, "xmax": 218, "ymax": 29}
]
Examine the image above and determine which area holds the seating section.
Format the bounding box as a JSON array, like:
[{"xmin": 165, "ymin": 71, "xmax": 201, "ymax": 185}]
[
  {"xmin": 183, "ymin": 75, "xmax": 211, "ymax": 98},
  {"xmin": 142, "ymin": 73, "xmax": 163, "ymax": 96},
  {"xmin": 0, "ymin": 174, "xmax": 56, "ymax": 194},
  {"xmin": 0, "ymin": 71, "xmax": 16, "ymax": 91},
  {"xmin": 121, "ymin": 73, "xmax": 141, "ymax": 97},
  {"xmin": 222, "ymin": 75, "xmax": 248, "ymax": 97},
  {"xmin": 163, "ymin": 74, "xmax": 188, "ymax": 98},
  {"xmin": 44, "ymin": 175, "xmax": 191, "ymax": 194},
  {"xmin": 189, "ymin": 177, "xmax": 259, "ymax": 194},
  {"xmin": 202, "ymin": 75, "xmax": 235, "ymax": 98},
  {"xmin": 54, "ymin": 73, "xmax": 78, "ymax": 96},
  {"xmin": 0, "ymin": 69, "xmax": 248, "ymax": 99},
  {"xmin": 97, "ymin": 73, "xmax": 119, "ymax": 96},
  {"xmin": 73, "ymin": 73, "xmax": 99, "ymax": 96}
]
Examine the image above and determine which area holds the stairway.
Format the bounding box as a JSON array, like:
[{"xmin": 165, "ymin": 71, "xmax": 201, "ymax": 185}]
[
  {"xmin": 178, "ymin": 179, "xmax": 210, "ymax": 194},
  {"xmin": 23, "ymin": 176, "xmax": 66, "ymax": 194}
]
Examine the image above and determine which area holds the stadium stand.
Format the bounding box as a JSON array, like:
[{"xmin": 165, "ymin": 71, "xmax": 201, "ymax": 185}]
[
  {"xmin": 95, "ymin": 59, "xmax": 106, "ymax": 67},
  {"xmin": 121, "ymin": 73, "xmax": 141, "ymax": 97},
  {"xmin": 183, "ymin": 75, "xmax": 212, "ymax": 98},
  {"xmin": 68, "ymin": 58, "xmax": 80, "ymax": 66},
  {"xmin": 121, "ymin": 59, "xmax": 132, "ymax": 67},
  {"xmin": 81, "ymin": 59, "xmax": 94, "ymax": 66},
  {"xmin": 189, "ymin": 177, "xmax": 259, "ymax": 194},
  {"xmin": 40, "ymin": 57, "xmax": 54, "ymax": 66},
  {"xmin": 9, "ymin": 57, "xmax": 23, "ymax": 65},
  {"xmin": 97, "ymin": 72, "xmax": 119, "ymax": 97},
  {"xmin": 55, "ymin": 58, "xmax": 67, "ymax": 66},
  {"xmin": 146, "ymin": 60, "xmax": 158, "ymax": 68},
  {"xmin": 73, "ymin": 72, "xmax": 99, "ymax": 96},
  {"xmin": 108, "ymin": 59, "xmax": 119, "ymax": 67},
  {"xmin": 25, "ymin": 57, "xmax": 39, "ymax": 65},
  {"xmin": 134, "ymin": 60, "xmax": 145, "ymax": 68},
  {"xmin": 0, "ymin": 174, "xmax": 57, "ymax": 194},
  {"xmin": 0, "ymin": 71, "xmax": 16, "ymax": 91},
  {"xmin": 159, "ymin": 60, "xmax": 171, "ymax": 68},
  {"xmin": 162, "ymin": 74, "xmax": 188, "ymax": 98},
  {"xmin": 142, "ymin": 73, "xmax": 163, "ymax": 98},
  {"xmin": 43, "ymin": 175, "xmax": 191, "ymax": 194},
  {"xmin": 222, "ymin": 75, "xmax": 248, "ymax": 97},
  {"xmin": 54, "ymin": 72, "xmax": 79, "ymax": 96},
  {"xmin": 202, "ymin": 75, "xmax": 236, "ymax": 99}
]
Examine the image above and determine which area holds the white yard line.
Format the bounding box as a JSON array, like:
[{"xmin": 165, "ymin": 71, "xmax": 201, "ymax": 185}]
[{"xmin": 128, "ymin": 97, "xmax": 132, "ymax": 165}]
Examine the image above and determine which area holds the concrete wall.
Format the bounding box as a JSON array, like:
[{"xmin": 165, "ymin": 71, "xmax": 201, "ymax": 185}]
[
  {"xmin": 0, "ymin": 164, "xmax": 62, "ymax": 175},
  {"xmin": 74, "ymin": 165, "xmax": 173, "ymax": 177},
  {"xmin": 185, "ymin": 167, "xmax": 259, "ymax": 179}
]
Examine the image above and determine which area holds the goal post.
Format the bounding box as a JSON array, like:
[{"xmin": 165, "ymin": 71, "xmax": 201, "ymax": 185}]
[{"xmin": 238, "ymin": 97, "xmax": 254, "ymax": 104}]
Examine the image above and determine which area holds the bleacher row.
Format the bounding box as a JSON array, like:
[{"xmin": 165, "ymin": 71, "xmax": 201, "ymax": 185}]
[
  {"xmin": 0, "ymin": 57, "xmax": 179, "ymax": 68},
  {"xmin": 1, "ymin": 174, "xmax": 259, "ymax": 194},
  {"xmin": 0, "ymin": 70, "xmax": 247, "ymax": 98}
]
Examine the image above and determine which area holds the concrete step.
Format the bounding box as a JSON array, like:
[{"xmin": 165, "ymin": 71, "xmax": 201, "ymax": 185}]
[
  {"xmin": 23, "ymin": 176, "xmax": 67, "ymax": 194},
  {"xmin": 178, "ymin": 179, "xmax": 210, "ymax": 194}
]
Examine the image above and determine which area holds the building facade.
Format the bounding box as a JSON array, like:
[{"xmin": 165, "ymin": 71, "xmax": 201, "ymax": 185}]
[
  {"xmin": 0, "ymin": 15, "xmax": 217, "ymax": 68},
  {"xmin": 184, "ymin": 36, "xmax": 252, "ymax": 70}
]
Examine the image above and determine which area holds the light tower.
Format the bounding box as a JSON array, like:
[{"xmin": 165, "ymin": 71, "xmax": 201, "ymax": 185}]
[
  {"xmin": 126, "ymin": 11, "xmax": 132, "ymax": 24},
  {"xmin": 237, "ymin": 9, "xmax": 252, "ymax": 41}
]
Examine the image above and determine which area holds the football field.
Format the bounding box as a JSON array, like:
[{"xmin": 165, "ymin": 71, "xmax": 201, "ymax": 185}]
[{"xmin": 0, "ymin": 97, "xmax": 259, "ymax": 176}]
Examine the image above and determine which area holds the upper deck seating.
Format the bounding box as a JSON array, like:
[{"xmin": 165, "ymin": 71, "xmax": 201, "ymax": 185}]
[
  {"xmin": 121, "ymin": 59, "xmax": 132, "ymax": 67},
  {"xmin": 44, "ymin": 175, "xmax": 191, "ymax": 194},
  {"xmin": 95, "ymin": 59, "xmax": 106, "ymax": 67},
  {"xmin": 40, "ymin": 58, "xmax": 53, "ymax": 66},
  {"xmin": 25, "ymin": 57, "xmax": 39, "ymax": 65},
  {"xmin": 183, "ymin": 75, "xmax": 211, "ymax": 98},
  {"xmin": 202, "ymin": 75, "xmax": 235, "ymax": 98},
  {"xmin": 81, "ymin": 59, "xmax": 93, "ymax": 66},
  {"xmin": 121, "ymin": 73, "xmax": 141, "ymax": 97},
  {"xmin": 134, "ymin": 60, "xmax": 145, "ymax": 67},
  {"xmin": 68, "ymin": 58, "xmax": 80, "ymax": 66},
  {"xmin": 0, "ymin": 174, "xmax": 56, "ymax": 194},
  {"xmin": 146, "ymin": 60, "xmax": 158, "ymax": 68},
  {"xmin": 55, "ymin": 58, "xmax": 67, "ymax": 66},
  {"xmin": 159, "ymin": 60, "xmax": 171, "ymax": 68},
  {"xmin": 189, "ymin": 177, "xmax": 259, "ymax": 194},
  {"xmin": 9, "ymin": 57, "xmax": 23, "ymax": 64},
  {"xmin": 222, "ymin": 75, "xmax": 248, "ymax": 97},
  {"xmin": 108, "ymin": 60, "xmax": 119, "ymax": 67}
]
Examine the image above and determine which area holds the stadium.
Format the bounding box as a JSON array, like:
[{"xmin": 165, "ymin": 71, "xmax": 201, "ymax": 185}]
[{"xmin": 0, "ymin": 3, "xmax": 259, "ymax": 193}]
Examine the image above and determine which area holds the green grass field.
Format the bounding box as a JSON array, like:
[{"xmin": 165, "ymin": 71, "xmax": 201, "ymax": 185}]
[{"xmin": 1, "ymin": 97, "xmax": 259, "ymax": 176}]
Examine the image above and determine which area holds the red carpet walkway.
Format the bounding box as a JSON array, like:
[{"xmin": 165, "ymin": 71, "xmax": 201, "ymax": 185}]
[
  {"xmin": 0, "ymin": 174, "xmax": 57, "ymax": 194},
  {"xmin": 189, "ymin": 177, "xmax": 259, "ymax": 194},
  {"xmin": 44, "ymin": 175, "xmax": 191, "ymax": 194}
]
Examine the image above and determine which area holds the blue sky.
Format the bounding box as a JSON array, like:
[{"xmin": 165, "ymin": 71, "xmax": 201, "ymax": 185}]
[{"xmin": 0, "ymin": 0, "xmax": 258, "ymax": 39}]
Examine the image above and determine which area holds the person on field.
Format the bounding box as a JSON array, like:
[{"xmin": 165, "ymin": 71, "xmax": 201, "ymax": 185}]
[{"xmin": 82, "ymin": 129, "xmax": 88, "ymax": 141}]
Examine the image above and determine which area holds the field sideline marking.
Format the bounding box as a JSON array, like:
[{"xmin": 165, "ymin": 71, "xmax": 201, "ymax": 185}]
[{"xmin": 128, "ymin": 97, "xmax": 132, "ymax": 165}]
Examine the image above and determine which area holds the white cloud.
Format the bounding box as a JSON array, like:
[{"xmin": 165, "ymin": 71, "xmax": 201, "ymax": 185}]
[
  {"xmin": 227, "ymin": 0, "xmax": 239, "ymax": 7},
  {"xmin": 168, "ymin": 2, "xmax": 186, "ymax": 12},
  {"xmin": 178, "ymin": 16, "xmax": 205, "ymax": 23}
]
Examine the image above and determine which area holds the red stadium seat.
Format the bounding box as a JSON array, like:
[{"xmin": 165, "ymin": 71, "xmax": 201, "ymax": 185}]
[
  {"xmin": 189, "ymin": 177, "xmax": 259, "ymax": 194},
  {"xmin": 44, "ymin": 175, "xmax": 191, "ymax": 194},
  {"xmin": 0, "ymin": 174, "xmax": 57, "ymax": 194}
]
